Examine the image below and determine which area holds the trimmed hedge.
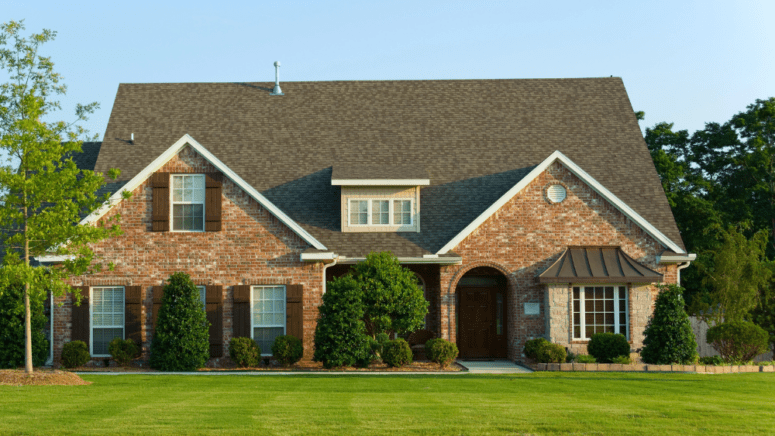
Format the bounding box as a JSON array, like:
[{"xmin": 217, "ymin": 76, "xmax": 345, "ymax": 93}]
[
  {"xmin": 271, "ymin": 335, "xmax": 304, "ymax": 366},
  {"xmin": 313, "ymin": 275, "xmax": 372, "ymax": 368},
  {"xmin": 61, "ymin": 341, "xmax": 90, "ymax": 368},
  {"xmin": 425, "ymin": 338, "xmax": 458, "ymax": 368},
  {"xmin": 574, "ymin": 354, "xmax": 597, "ymax": 363},
  {"xmin": 536, "ymin": 342, "xmax": 566, "ymax": 363},
  {"xmin": 382, "ymin": 339, "xmax": 412, "ymax": 367},
  {"xmin": 523, "ymin": 338, "xmax": 549, "ymax": 360},
  {"xmin": 229, "ymin": 337, "xmax": 260, "ymax": 368},
  {"xmin": 707, "ymin": 321, "xmax": 769, "ymax": 363},
  {"xmin": 587, "ymin": 333, "xmax": 630, "ymax": 363},
  {"xmin": 108, "ymin": 338, "xmax": 140, "ymax": 366}
]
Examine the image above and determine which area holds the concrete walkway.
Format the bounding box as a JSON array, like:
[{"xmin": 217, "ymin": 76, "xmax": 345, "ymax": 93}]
[{"xmin": 456, "ymin": 360, "xmax": 533, "ymax": 374}]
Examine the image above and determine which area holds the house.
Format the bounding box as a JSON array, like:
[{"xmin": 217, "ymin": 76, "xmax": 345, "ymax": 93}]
[{"xmin": 47, "ymin": 74, "xmax": 694, "ymax": 364}]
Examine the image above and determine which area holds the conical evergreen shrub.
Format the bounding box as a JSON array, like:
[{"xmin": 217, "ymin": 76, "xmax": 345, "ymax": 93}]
[
  {"xmin": 149, "ymin": 272, "xmax": 210, "ymax": 371},
  {"xmin": 641, "ymin": 284, "xmax": 698, "ymax": 364}
]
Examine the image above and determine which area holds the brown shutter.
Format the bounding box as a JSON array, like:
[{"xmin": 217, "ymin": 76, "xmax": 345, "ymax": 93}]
[
  {"xmin": 71, "ymin": 286, "xmax": 90, "ymax": 343},
  {"xmin": 206, "ymin": 285, "xmax": 224, "ymax": 357},
  {"xmin": 125, "ymin": 286, "xmax": 143, "ymax": 345},
  {"xmin": 151, "ymin": 172, "xmax": 170, "ymax": 232},
  {"xmin": 232, "ymin": 285, "xmax": 251, "ymax": 339},
  {"xmin": 205, "ymin": 173, "xmax": 222, "ymax": 232},
  {"xmin": 286, "ymin": 285, "xmax": 304, "ymax": 341},
  {"xmin": 152, "ymin": 286, "xmax": 165, "ymax": 328}
]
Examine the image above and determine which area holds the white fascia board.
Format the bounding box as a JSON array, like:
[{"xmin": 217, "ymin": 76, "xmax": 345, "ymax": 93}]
[
  {"xmin": 80, "ymin": 134, "xmax": 327, "ymax": 250},
  {"xmin": 300, "ymin": 252, "xmax": 337, "ymax": 261},
  {"xmin": 331, "ymin": 179, "xmax": 430, "ymax": 186},
  {"xmin": 35, "ymin": 255, "xmax": 75, "ymax": 262},
  {"xmin": 436, "ymin": 150, "xmax": 686, "ymax": 255},
  {"xmin": 658, "ymin": 253, "xmax": 697, "ymax": 263}
]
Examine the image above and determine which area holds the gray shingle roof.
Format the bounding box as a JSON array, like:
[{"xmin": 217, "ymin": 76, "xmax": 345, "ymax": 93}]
[{"xmin": 91, "ymin": 78, "xmax": 684, "ymax": 257}]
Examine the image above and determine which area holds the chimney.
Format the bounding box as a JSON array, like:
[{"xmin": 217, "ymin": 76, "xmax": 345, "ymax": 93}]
[{"xmin": 270, "ymin": 61, "xmax": 284, "ymax": 96}]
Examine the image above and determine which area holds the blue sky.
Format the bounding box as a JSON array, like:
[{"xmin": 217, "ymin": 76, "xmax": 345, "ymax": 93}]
[{"xmin": 3, "ymin": 0, "xmax": 774, "ymax": 140}]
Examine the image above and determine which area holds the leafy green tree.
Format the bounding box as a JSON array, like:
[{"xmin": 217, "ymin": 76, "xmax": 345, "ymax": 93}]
[
  {"xmin": 0, "ymin": 21, "xmax": 123, "ymax": 373},
  {"xmin": 751, "ymin": 278, "xmax": 775, "ymax": 354},
  {"xmin": 351, "ymin": 251, "xmax": 428, "ymax": 337},
  {"xmin": 313, "ymin": 275, "xmax": 371, "ymax": 368},
  {"xmin": 0, "ymin": 285, "xmax": 48, "ymax": 368},
  {"xmin": 641, "ymin": 284, "xmax": 698, "ymax": 364},
  {"xmin": 149, "ymin": 272, "xmax": 210, "ymax": 371}
]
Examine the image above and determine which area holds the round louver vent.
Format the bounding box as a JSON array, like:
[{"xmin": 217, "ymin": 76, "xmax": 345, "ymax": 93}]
[{"xmin": 547, "ymin": 184, "xmax": 567, "ymax": 203}]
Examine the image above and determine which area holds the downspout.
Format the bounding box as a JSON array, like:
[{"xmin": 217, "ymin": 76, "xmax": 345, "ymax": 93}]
[
  {"xmin": 676, "ymin": 261, "xmax": 691, "ymax": 287},
  {"xmin": 321, "ymin": 256, "xmax": 339, "ymax": 295}
]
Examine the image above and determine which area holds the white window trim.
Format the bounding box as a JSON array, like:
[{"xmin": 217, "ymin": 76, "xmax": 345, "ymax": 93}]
[
  {"xmin": 250, "ymin": 285, "xmax": 286, "ymax": 357},
  {"xmin": 572, "ymin": 284, "xmax": 629, "ymax": 341},
  {"xmin": 90, "ymin": 286, "xmax": 125, "ymax": 357},
  {"xmin": 170, "ymin": 174, "xmax": 206, "ymax": 232},
  {"xmin": 347, "ymin": 198, "xmax": 414, "ymax": 227}
]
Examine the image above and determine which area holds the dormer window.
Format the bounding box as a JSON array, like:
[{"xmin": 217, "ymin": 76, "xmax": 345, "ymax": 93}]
[
  {"xmin": 172, "ymin": 174, "xmax": 205, "ymax": 231},
  {"xmin": 348, "ymin": 199, "xmax": 414, "ymax": 227}
]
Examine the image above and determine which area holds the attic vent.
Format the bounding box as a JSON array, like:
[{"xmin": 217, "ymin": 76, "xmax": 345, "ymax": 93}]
[
  {"xmin": 547, "ymin": 184, "xmax": 567, "ymax": 203},
  {"xmin": 270, "ymin": 61, "xmax": 284, "ymax": 96}
]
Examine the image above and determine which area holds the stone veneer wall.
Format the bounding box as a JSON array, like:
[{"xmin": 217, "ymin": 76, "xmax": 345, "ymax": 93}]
[
  {"xmin": 436, "ymin": 162, "xmax": 679, "ymax": 361},
  {"xmin": 53, "ymin": 145, "xmax": 323, "ymax": 365}
]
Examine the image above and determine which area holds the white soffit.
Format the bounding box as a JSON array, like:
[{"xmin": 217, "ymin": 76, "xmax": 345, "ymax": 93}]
[
  {"xmin": 80, "ymin": 134, "xmax": 327, "ymax": 250},
  {"xmin": 436, "ymin": 150, "xmax": 685, "ymax": 255}
]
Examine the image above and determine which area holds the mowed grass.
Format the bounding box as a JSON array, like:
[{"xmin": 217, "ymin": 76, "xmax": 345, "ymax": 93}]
[{"xmin": 1, "ymin": 372, "xmax": 773, "ymax": 435}]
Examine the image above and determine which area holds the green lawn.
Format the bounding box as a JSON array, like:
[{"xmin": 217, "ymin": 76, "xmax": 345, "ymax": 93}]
[{"xmin": 1, "ymin": 372, "xmax": 773, "ymax": 435}]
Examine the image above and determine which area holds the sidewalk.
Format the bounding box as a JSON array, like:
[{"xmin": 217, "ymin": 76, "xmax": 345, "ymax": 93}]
[{"xmin": 457, "ymin": 360, "xmax": 533, "ymax": 374}]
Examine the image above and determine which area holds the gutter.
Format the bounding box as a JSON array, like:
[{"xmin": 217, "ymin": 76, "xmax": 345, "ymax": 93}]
[{"xmin": 657, "ymin": 253, "xmax": 696, "ymax": 287}]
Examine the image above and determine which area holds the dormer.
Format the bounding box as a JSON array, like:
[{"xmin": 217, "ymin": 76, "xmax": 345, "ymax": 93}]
[{"xmin": 332, "ymin": 165, "xmax": 429, "ymax": 233}]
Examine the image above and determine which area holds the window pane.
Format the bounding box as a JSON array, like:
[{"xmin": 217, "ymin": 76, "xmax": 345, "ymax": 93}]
[
  {"xmin": 605, "ymin": 300, "xmax": 614, "ymax": 311},
  {"xmin": 594, "ymin": 287, "xmax": 604, "ymax": 299},
  {"xmin": 573, "ymin": 287, "xmax": 580, "ymax": 298},
  {"xmin": 253, "ymin": 327, "xmax": 284, "ymax": 355},
  {"xmin": 574, "ymin": 326, "xmax": 581, "ymax": 338},
  {"xmin": 198, "ymin": 286, "xmax": 206, "ymax": 312},
  {"xmin": 350, "ymin": 200, "xmax": 368, "ymax": 225},
  {"xmin": 93, "ymin": 328, "xmax": 123, "ymax": 355},
  {"xmin": 573, "ymin": 300, "xmax": 580, "ymax": 312},
  {"xmin": 371, "ymin": 200, "xmax": 389, "ymax": 225},
  {"xmin": 605, "ymin": 287, "xmax": 614, "ymax": 299},
  {"xmin": 393, "ymin": 200, "xmax": 411, "ymax": 224}
]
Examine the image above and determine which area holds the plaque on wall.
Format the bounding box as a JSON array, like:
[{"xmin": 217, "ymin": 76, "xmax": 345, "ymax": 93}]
[{"xmin": 524, "ymin": 302, "xmax": 540, "ymax": 315}]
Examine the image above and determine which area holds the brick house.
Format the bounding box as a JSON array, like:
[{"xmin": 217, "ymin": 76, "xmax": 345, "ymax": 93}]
[{"xmin": 45, "ymin": 77, "xmax": 694, "ymax": 365}]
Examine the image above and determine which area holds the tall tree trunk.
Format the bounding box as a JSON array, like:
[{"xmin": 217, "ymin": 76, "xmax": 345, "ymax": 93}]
[{"xmin": 24, "ymin": 199, "xmax": 33, "ymax": 374}]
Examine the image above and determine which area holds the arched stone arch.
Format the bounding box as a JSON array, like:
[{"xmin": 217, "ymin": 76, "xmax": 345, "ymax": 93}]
[{"xmin": 446, "ymin": 260, "xmax": 514, "ymax": 296}]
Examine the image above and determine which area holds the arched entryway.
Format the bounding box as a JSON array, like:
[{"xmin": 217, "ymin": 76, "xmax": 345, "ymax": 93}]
[{"xmin": 455, "ymin": 267, "xmax": 509, "ymax": 359}]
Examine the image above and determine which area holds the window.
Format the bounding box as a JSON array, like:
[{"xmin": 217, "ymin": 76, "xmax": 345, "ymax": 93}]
[
  {"xmin": 91, "ymin": 286, "xmax": 124, "ymax": 356},
  {"xmin": 197, "ymin": 285, "xmax": 206, "ymax": 312},
  {"xmin": 348, "ymin": 199, "xmax": 413, "ymax": 226},
  {"xmin": 252, "ymin": 285, "xmax": 285, "ymax": 355},
  {"xmin": 573, "ymin": 285, "xmax": 628, "ymax": 340},
  {"xmin": 172, "ymin": 174, "xmax": 205, "ymax": 231},
  {"xmin": 394, "ymin": 200, "xmax": 411, "ymax": 225}
]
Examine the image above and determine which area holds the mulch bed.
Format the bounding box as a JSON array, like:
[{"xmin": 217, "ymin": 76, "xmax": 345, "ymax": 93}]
[
  {"xmin": 69, "ymin": 360, "xmax": 462, "ymax": 372},
  {"xmin": 0, "ymin": 369, "xmax": 91, "ymax": 386}
]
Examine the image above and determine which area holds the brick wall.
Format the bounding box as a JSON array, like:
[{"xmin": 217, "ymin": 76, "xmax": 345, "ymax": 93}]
[
  {"xmin": 54, "ymin": 145, "xmax": 323, "ymax": 365},
  {"xmin": 436, "ymin": 162, "xmax": 679, "ymax": 361}
]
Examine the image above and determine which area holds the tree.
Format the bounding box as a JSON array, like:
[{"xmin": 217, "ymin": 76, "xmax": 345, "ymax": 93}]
[
  {"xmin": 751, "ymin": 276, "xmax": 775, "ymax": 354},
  {"xmin": 640, "ymin": 284, "xmax": 698, "ymax": 364},
  {"xmin": 0, "ymin": 285, "xmax": 48, "ymax": 368},
  {"xmin": 313, "ymin": 275, "xmax": 371, "ymax": 368},
  {"xmin": 0, "ymin": 21, "xmax": 123, "ymax": 373},
  {"xmin": 351, "ymin": 252, "xmax": 428, "ymax": 337},
  {"xmin": 149, "ymin": 272, "xmax": 210, "ymax": 371},
  {"xmin": 691, "ymin": 226, "xmax": 771, "ymax": 325}
]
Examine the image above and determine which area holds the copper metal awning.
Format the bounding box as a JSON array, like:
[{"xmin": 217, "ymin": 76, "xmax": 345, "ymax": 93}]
[{"xmin": 537, "ymin": 246, "xmax": 663, "ymax": 284}]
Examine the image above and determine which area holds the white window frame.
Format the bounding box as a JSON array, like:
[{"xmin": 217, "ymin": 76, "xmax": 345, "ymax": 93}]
[
  {"xmin": 250, "ymin": 285, "xmax": 286, "ymax": 356},
  {"xmin": 347, "ymin": 198, "xmax": 414, "ymax": 227},
  {"xmin": 170, "ymin": 174, "xmax": 206, "ymax": 232},
  {"xmin": 90, "ymin": 286, "xmax": 125, "ymax": 357},
  {"xmin": 572, "ymin": 284, "xmax": 629, "ymax": 341}
]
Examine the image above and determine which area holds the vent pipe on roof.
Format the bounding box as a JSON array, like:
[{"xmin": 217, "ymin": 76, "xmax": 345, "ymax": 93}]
[
  {"xmin": 130, "ymin": 133, "xmax": 134, "ymax": 144},
  {"xmin": 270, "ymin": 61, "xmax": 284, "ymax": 96}
]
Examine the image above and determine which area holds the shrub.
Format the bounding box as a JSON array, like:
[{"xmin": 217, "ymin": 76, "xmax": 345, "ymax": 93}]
[
  {"xmin": 536, "ymin": 342, "xmax": 566, "ymax": 363},
  {"xmin": 371, "ymin": 332, "xmax": 391, "ymax": 359},
  {"xmin": 641, "ymin": 284, "xmax": 698, "ymax": 364},
  {"xmin": 574, "ymin": 354, "xmax": 597, "ymax": 363},
  {"xmin": 612, "ymin": 355, "xmax": 632, "ymax": 364},
  {"xmin": 699, "ymin": 355, "xmax": 725, "ymax": 366},
  {"xmin": 61, "ymin": 341, "xmax": 90, "ymax": 368},
  {"xmin": 229, "ymin": 337, "xmax": 260, "ymax": 368},
  {"xmin": 587, "ymin": 333, "xmax": 630, "ymax": 363},
  {"xmin": 706, "ymin": 321, "xmax": 769, "ymax": 363},
  {"xmin": 523, "ymin": 338, "xmax": 549, "ymax": 360},
  {"xmin": 565, "ymin": 351, "xmax": 576, "ymax": 363},
  {"xmin": 108, "ymin": 338, "xmax": 140, "ymax": 366},
  {"xmin": 149, "ymin": 272, "xmax": 210, "ymax": 371},
  {"xmin": 425, "ymin": 338, "xmax": 459, "ymax": 368},
  {"xmin": 314, "ymin": 276, "xmax": 372, "ymax": 368},
  {"xmin": 271, "ymin": 335, "xmax": 304, "ymax": 366},
  {"xmin": 382, "ymin": 339, "xmax": 413, "ymax": 367},
  {"xmin": 0, "ymin": 286, "xmax": 49, "ymax": 368}
]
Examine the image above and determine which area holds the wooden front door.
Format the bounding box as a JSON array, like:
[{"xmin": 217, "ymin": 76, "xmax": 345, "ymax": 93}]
[{"xmin": 458, "ymin": 287, "xmax": 495, "ymax": 359}]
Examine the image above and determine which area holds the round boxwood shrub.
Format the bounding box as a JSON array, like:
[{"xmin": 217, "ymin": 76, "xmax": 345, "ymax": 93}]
[
  {"xmin": 574, "ymin": 354, "xmax": 597, "ymax": 364},
  {"xmin": 0, "ymin": 286, "xmax": 49, "ymax": 368},
  {"xmin": 61, "ymin": 340, "xmax": 90, "ymax": 368},
  {"xmin": 536, "ymin": 342, "xmax": 567, "ymax": 363},
  {"xmin": 314, "ymin": 275, "xmax": 372, "ymax": 368},
  {"xmin": 706, "ymin": 321, "xmax": 769, "ymax": 363},
  {"xmin": 108, "ymin": 338, "xmax": 140, "ymax": 366},
  {"xmin": 149, "ymin": 272, "xmax": 210, "ymax": 371},
  {"xmin": 523, "ymin": 338, "xmax": 548, "ymax": 360},
  {"xmin": 587, "ymin": 332, "xmax": 630, "ymax": 363},
  {"xmin": 382, "ymin": 339, "xmax": 413, "ymax": 367},
  {"xmin": 425, "ymin": 338, "xmax": 458, "ymax": 368},
  {"xmin": 641, "ymin": 284, "xmax": 698, "ymax": 364},
  {"xmin": 271, "ymin": 335, "xmax": 304, "ymax": 366},
  {"xmin": 229, "ymin": 337, "xmax": 260, "ymax": 368}
]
